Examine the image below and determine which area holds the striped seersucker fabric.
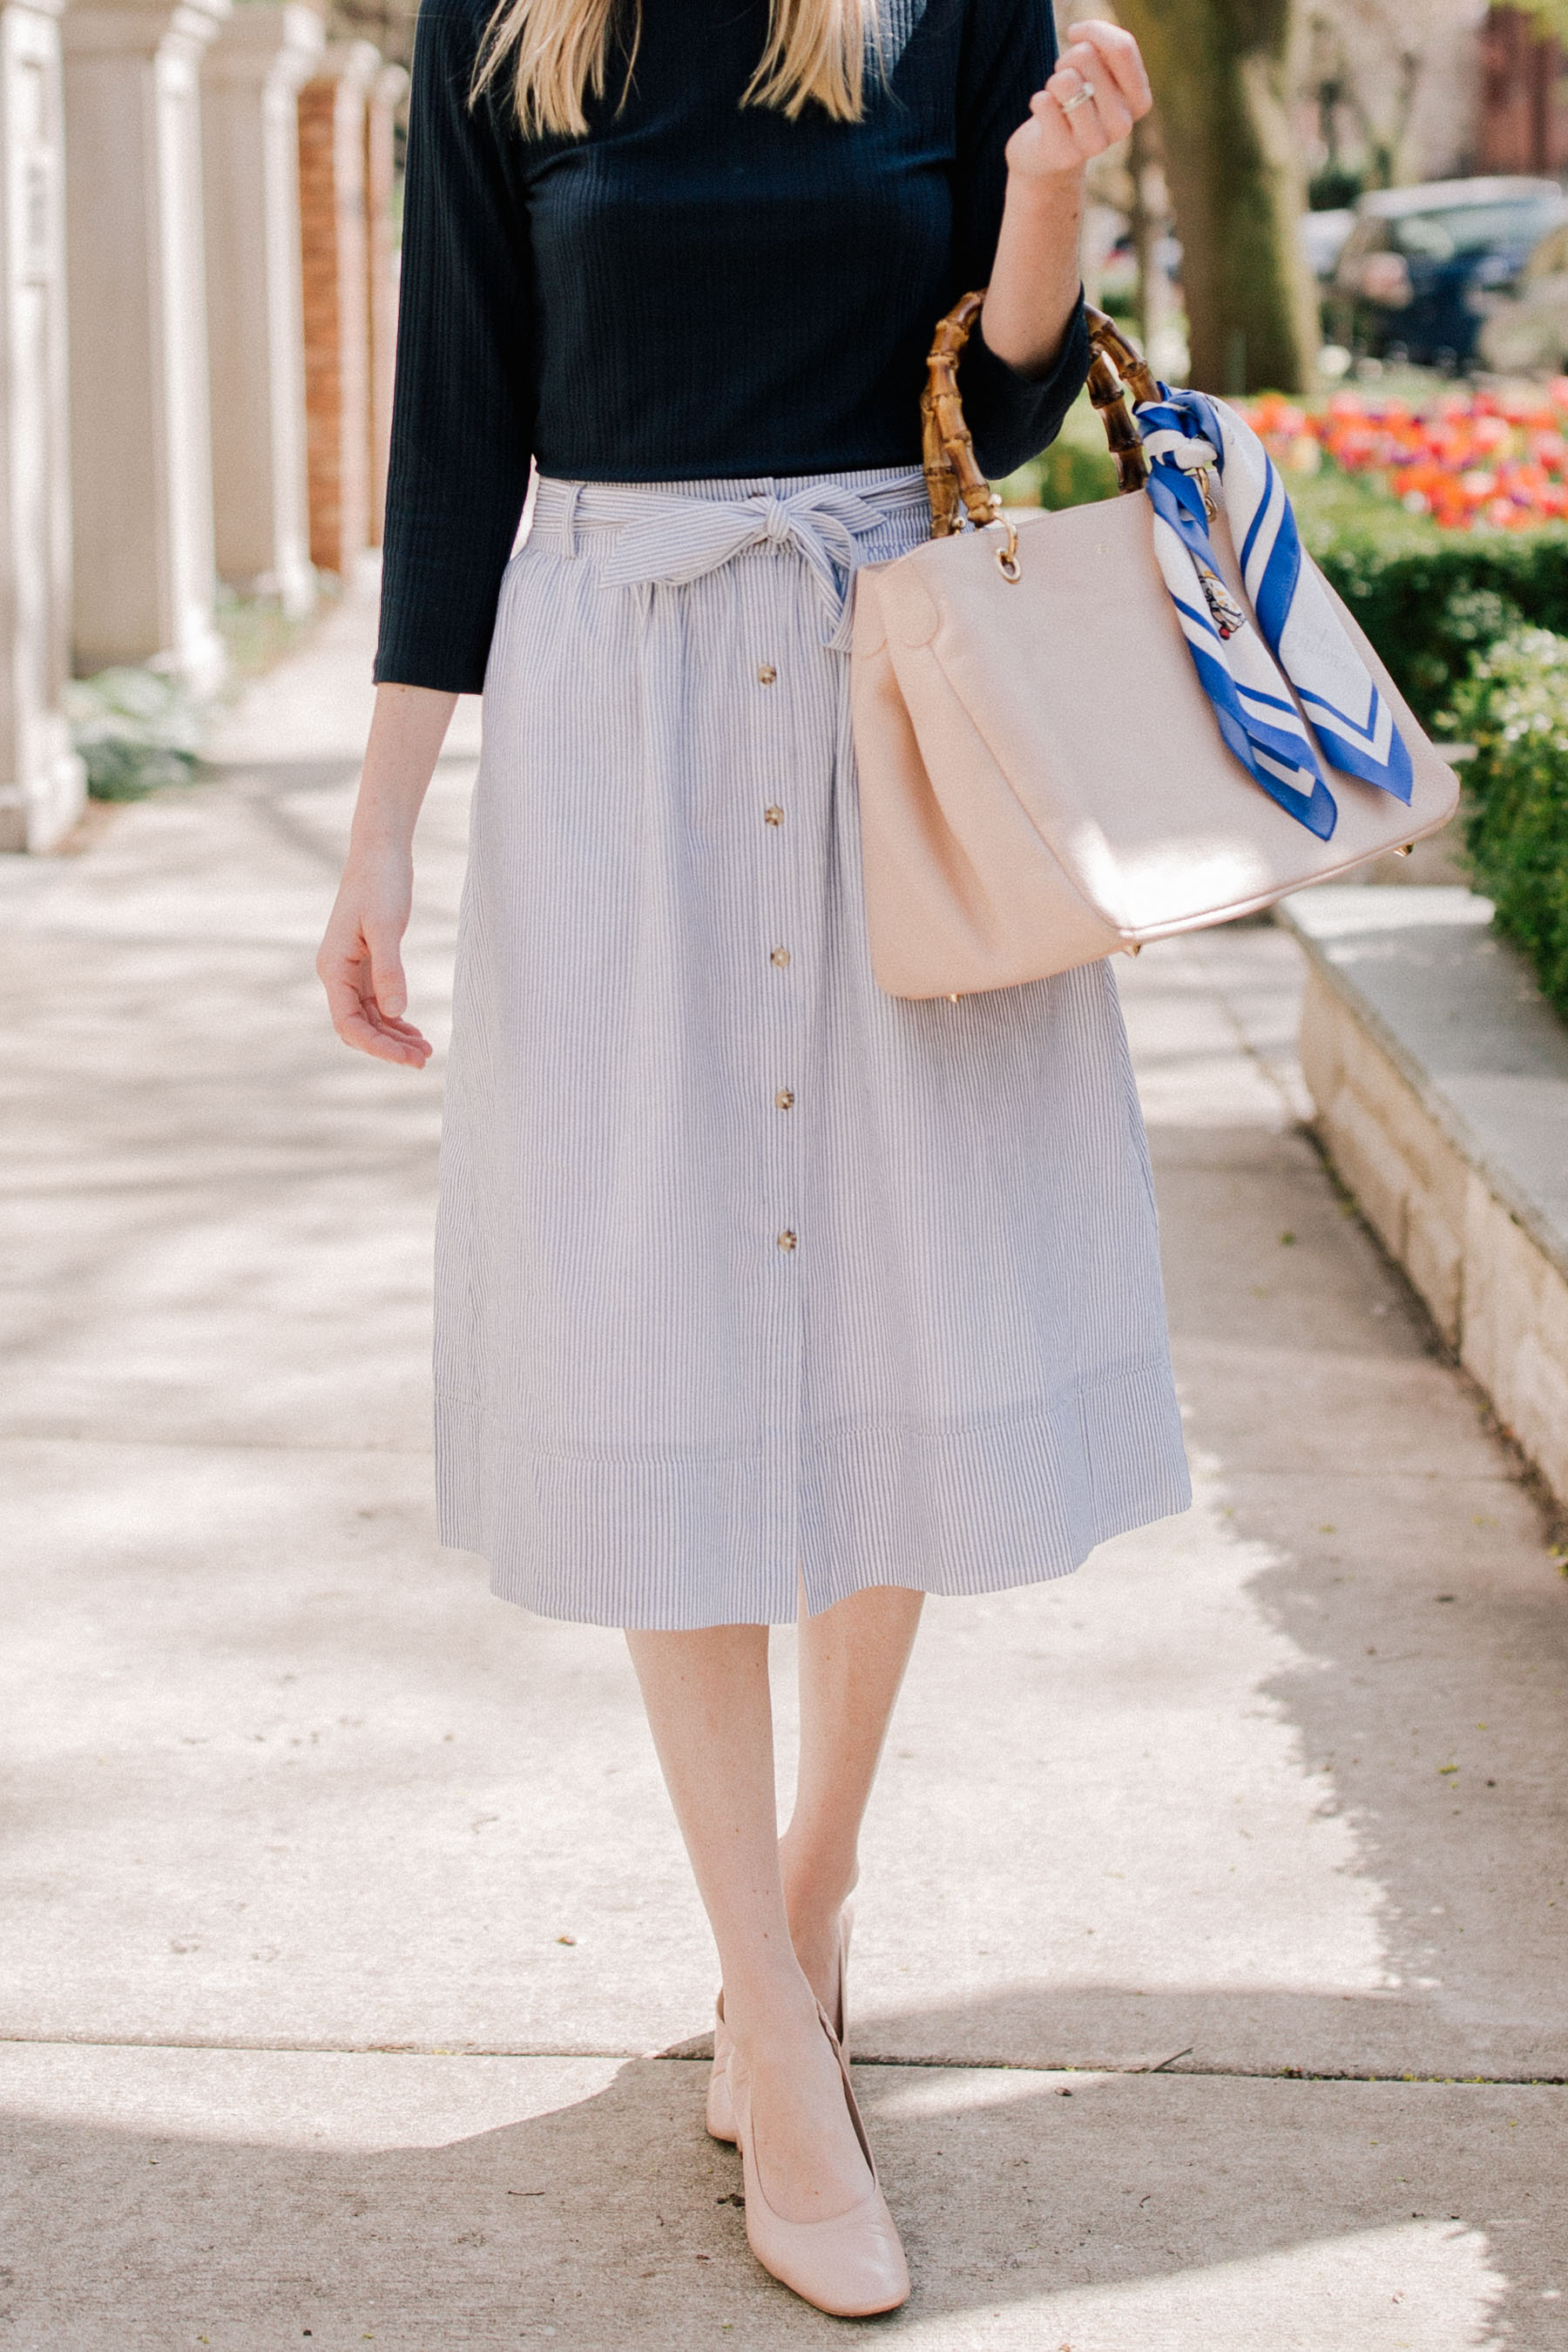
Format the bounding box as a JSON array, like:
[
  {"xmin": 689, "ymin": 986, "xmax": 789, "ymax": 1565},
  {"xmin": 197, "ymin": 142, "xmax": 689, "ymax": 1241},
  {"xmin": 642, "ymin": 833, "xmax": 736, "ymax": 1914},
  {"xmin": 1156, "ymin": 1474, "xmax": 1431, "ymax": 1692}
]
[{"xmin": 434, "ymin": 466, "xmax": 1192, "ymax": 1630}]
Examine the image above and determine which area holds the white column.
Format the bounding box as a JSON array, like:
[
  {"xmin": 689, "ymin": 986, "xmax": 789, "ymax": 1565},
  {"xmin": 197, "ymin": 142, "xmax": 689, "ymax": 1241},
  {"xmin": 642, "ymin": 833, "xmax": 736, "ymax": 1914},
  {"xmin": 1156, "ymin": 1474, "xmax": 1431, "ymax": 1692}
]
[
  {"xmin": 63, "ymin": 0, "xmax": 229, "ymax": 691},
  {"xmin": 201, "ymin": 1, "xmax": 321, "ymax": 615},
  {"xmin": 0, "ymin": 0, "xmax": 83, "ymax": 849}
]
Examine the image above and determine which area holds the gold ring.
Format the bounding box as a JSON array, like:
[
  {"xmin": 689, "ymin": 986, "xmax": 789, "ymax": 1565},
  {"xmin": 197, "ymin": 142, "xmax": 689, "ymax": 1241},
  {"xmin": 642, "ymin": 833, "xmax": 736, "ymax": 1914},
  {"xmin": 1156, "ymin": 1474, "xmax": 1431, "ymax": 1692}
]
[{"xmin": 1059, "ymin": 82, "xmax": 1096, "ymax": 113}]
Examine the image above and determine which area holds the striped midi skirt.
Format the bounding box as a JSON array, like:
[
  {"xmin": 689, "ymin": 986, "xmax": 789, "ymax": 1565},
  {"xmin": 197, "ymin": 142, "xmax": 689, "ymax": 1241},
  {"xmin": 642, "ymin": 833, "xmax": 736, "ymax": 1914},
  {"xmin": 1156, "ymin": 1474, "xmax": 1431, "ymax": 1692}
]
[{"xmin": 435, "ymin": 467, "xmax": 1191, "ymax": 1630}]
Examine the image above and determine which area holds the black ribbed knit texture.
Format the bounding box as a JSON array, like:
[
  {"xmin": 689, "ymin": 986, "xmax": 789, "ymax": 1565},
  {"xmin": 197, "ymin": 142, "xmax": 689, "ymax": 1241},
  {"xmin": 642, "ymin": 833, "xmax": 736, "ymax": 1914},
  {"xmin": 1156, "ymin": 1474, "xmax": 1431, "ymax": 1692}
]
[{"xmin": 376, "ymin": 0, "xmax": 1092, "ymax": 692}]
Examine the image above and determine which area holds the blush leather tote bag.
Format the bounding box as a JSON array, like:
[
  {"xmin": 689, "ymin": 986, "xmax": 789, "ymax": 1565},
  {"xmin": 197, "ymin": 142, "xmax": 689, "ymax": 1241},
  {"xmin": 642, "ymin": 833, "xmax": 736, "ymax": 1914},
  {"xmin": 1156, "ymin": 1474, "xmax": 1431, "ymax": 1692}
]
[{"xmin": 850, "ymin": 299, "xmax": 1460, "ymax": 999}]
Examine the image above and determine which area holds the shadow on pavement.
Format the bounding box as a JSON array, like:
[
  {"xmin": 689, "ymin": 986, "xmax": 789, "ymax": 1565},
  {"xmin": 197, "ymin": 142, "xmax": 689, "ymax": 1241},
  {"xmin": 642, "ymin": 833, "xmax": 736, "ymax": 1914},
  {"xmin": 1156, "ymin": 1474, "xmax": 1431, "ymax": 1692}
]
[
  {"xmin": 1, "ymin": 2036, "xmax": 1551, "ymax": 2348},
  {"xmin": 1147, "ymin": 1100, "xmax": 1568, "ymax": 2084}
]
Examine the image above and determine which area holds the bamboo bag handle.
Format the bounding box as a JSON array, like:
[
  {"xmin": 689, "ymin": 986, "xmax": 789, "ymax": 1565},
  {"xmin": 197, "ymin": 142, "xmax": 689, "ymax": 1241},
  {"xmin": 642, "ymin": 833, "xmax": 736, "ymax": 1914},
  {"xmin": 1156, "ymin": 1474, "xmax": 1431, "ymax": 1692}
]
[{"xmin": 921, "ymin": 296, "xmax": 1163, "ymax": 572}]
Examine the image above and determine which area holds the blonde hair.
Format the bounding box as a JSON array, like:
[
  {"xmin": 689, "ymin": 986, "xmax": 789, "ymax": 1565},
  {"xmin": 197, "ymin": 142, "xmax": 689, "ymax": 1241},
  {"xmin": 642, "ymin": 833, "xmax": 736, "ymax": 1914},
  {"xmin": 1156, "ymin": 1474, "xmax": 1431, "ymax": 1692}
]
[{"xmin": 472, "ymin": 0, "xmax": 875, "ymax": 137}]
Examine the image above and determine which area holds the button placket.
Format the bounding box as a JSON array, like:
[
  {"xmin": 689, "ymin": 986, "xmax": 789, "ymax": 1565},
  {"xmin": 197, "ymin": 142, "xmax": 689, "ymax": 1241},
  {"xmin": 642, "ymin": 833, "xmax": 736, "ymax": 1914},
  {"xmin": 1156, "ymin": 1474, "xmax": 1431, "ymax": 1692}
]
[
  {"xmin": 746, "ymin": 623, "xmax": 805, "ymax": 1597},
  {"xmin": 756, "ymin": 645, "xmax": 804, "ymax": 1276}
]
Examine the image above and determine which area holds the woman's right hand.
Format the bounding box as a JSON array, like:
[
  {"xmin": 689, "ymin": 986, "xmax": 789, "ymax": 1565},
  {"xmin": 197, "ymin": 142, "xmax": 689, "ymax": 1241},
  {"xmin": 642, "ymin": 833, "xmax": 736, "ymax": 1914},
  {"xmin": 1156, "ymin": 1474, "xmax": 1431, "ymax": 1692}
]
[
  {"xmin": 316, "ymin": 681, "xmax": 458, "ymax": 1069},
  {"xmin": 317, "ymin": 844, "xmax": 433, "ymax": 1067}
]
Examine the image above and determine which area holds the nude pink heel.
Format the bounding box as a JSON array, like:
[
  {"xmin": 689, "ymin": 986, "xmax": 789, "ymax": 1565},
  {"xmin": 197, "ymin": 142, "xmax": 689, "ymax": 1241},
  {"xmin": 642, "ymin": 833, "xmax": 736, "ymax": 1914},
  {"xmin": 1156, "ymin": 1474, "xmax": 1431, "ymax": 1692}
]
[
  {"xmin": 729, "ymin": 2001, "xmax": 909, "ymax": 2316},
  {"xmin": 707, "ymin": 1904, "xmax": 852, "ymax": 2146},
  {"xmin": 706, "ymin": 1990, "xmax": 738, "ymax": 2142}
]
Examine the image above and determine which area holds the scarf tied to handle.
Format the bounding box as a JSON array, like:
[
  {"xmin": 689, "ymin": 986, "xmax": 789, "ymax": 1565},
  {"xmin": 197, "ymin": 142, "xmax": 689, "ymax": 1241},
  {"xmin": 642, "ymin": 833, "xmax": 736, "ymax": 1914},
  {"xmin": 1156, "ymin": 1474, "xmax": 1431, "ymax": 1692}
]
[{"xmin": 1132, "ymin": 387, "xmax": 1413, "ymax": 840}]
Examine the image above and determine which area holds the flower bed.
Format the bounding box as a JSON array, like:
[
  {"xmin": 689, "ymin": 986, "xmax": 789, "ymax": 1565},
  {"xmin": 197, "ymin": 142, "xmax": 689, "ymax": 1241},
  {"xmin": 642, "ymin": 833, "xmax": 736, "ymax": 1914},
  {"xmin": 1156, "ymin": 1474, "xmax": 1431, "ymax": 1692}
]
[
  {"xmin": 1248, "ymin": 386, "xmax": 1568, "ymax": 532},
  {"xmin": 1236, "ymin": 395, "xmax": 1568, "ymax": 728}
]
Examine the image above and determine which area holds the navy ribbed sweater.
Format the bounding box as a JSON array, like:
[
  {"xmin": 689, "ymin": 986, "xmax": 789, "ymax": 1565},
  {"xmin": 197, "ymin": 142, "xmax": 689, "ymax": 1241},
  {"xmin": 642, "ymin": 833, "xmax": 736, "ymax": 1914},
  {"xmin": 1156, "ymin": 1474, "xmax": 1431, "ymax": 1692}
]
[{"xmin": 375, "ymin": 0, "xmax": 1091, "ymax": 692}]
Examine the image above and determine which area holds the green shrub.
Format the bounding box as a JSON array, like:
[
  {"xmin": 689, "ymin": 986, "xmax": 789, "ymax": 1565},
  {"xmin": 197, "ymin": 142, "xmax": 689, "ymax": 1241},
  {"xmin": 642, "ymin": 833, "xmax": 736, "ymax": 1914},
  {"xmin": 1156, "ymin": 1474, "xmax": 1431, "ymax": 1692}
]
[
  {"xmin": 998, "ymin": 383, "xmax": 1119, "ymax": 510},
  {"xmin": 1031, "ymin": 431, "xmax": 1119, "ymax": 511},
  {"xmin": 64, "ymin": 666, "xmax": 206, "ymax": 801},
  {"xmin": 1315, "ymin": 533, "xmax": 1568, "ymax": 727},
  {"xmin": 1444, "ymin": 627, "xmax": 1568, "ymax": 1015}
]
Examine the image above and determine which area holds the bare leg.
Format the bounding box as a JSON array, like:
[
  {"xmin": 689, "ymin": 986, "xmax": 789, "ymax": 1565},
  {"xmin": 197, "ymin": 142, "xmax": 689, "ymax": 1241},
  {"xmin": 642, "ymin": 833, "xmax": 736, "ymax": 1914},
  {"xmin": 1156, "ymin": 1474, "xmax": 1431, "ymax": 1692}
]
[
  {"xmin": 781, "ymin": 1584, "xmax": 924, "ymax": 2012},
  {"xmin": 625, "ymin": 1624, "xmax": 874, "ymax": 2222}
]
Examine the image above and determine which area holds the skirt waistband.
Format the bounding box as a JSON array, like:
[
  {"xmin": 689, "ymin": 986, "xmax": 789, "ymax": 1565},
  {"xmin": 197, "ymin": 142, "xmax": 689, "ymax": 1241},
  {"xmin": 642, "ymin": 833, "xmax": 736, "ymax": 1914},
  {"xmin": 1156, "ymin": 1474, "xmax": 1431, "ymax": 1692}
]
[
  {"xmin": 532, "ymin": 468, "xmax": 929, "ymax": 537},
  {"xmin": 529, "ymin": 469, "xmax": 929, "ymax": 651}
]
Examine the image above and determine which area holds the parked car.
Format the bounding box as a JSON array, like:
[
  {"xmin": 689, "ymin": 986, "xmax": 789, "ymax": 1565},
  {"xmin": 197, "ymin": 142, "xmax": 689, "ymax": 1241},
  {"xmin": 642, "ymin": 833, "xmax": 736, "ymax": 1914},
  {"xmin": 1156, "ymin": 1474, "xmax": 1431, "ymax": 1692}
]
[
  {"xmin": 1331, "ymin": 178, "xmax": 1568, "ymax": 368},
  {"xmin": 1477, "ymin": 214, "xmax": 1568, "ymax": 372}
]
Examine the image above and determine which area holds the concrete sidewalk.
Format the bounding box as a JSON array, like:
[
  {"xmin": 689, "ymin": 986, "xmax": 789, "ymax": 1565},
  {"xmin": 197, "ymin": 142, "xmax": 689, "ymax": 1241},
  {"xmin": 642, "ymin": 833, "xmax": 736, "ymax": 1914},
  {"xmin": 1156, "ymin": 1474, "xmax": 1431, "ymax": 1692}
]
[{"xmin": 1, "ymin": 579, "xmax": 1564, "ymax": 2349}]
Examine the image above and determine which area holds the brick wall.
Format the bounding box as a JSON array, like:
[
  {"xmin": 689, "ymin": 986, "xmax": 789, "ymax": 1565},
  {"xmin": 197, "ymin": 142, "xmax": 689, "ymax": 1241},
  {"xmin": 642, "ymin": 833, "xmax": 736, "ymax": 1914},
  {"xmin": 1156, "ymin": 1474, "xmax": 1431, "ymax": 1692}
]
[
  {"xmin": 1300, "ymin": 954, "xmax": 1568, "ymax": 1513},
  {"xmin": 299, "ymin": 57, "xmax": 373, "ymax": 580},
  {"xmin": 364, "ymin": 68, "xmax": 404, "ymax": 549},
  {"xmin": 1477, "ymin": 5, "xmax": 1568, "ymax": 178}
]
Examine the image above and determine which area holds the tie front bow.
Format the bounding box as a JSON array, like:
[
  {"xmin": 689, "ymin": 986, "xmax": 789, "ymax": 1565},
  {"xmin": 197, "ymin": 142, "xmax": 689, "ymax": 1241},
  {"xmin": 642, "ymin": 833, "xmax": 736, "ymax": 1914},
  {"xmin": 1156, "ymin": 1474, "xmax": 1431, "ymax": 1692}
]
[{"xmin": 599, "ymin": 482, "xmax": 909, "ymax": 650}]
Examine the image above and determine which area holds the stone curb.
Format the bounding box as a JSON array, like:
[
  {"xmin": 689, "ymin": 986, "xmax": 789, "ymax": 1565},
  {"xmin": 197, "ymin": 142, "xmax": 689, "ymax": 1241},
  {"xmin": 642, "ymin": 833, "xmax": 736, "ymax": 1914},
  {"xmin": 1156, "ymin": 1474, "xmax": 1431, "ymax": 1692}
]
[{"xmin": 1281, "ymin": 884, "xmax": 1568, "ymax": 1513}]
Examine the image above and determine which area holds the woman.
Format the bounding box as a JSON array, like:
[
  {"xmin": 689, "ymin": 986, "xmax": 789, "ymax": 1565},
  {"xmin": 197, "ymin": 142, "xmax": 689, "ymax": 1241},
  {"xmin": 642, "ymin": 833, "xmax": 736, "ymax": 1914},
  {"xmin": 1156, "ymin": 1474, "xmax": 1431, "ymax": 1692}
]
[{"xmin": 318, "ymin": 0, "xmax": 1186, "ymax": 2315}]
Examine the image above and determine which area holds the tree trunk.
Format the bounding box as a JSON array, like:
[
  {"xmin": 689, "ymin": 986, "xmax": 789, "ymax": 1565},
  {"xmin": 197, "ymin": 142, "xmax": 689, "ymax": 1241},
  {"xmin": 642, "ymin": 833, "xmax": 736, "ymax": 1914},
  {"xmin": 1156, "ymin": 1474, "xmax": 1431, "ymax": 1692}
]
[
  {"xmin": 1129, "ymin": 111, "xmax": 1159, "ymax": 350},
  {"xmin": 1115, "ymin": 0, "xmax": 1319, "ymax": 395}
]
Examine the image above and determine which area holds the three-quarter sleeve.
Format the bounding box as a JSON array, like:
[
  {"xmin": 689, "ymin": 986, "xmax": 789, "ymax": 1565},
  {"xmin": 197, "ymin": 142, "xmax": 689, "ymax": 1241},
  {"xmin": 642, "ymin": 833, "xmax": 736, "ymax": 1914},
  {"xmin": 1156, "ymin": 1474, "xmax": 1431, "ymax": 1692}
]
[
  {"xmin": 375, "ymin": 0, "xmax": 535, "ymax": 693},
  {"xmin": 950, "ymin": 0, "xmax": 1091, "ymax": 482}
]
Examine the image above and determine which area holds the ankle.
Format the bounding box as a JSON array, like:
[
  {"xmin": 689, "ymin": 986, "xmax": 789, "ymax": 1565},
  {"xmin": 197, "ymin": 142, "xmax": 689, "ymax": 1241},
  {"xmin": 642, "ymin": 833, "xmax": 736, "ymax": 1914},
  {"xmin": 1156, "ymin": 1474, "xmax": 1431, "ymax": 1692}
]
[
  {"xmin": 779, "ymin": 1845, "xmax": 857, "ymax": 1939},
  {"xmin": 720, "ymin": 1961, "xmax": 818, "ymax": 2048}
]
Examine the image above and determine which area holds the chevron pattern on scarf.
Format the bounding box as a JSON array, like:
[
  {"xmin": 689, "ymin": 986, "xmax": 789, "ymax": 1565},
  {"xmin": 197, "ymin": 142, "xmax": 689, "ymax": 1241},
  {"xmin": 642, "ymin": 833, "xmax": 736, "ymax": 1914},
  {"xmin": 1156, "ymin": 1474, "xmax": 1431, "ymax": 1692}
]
[{"xmin": 1132, "ymin": 386, "xmax": 1414, "ymax": 840}]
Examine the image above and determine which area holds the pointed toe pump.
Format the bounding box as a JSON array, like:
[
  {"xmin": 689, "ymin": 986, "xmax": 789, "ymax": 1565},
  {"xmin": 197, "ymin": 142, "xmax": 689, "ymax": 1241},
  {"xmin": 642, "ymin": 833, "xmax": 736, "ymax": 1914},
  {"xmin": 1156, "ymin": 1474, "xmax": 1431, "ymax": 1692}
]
[
  {"xmin": 729, "ymin": 2003, "xmax": 909, "ymax": 2318},
  {"xmin": 707, "ymin": 1906, "xmax": 853, "ymax": 2146}
]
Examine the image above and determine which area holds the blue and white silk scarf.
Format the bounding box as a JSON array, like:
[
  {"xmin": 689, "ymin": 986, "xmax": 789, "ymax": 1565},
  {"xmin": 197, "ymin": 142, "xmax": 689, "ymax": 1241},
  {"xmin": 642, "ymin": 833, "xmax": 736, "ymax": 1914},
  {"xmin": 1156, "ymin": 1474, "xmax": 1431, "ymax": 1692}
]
[{"xmin": 1133, "ymin": 387, "xmax": 1414, "ymax": 839}]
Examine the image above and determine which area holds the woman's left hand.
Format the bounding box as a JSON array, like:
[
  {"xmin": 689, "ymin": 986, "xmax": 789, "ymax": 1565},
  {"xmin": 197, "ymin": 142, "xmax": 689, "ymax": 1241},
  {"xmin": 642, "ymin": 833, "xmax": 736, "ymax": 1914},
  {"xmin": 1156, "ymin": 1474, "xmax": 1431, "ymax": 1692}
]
[{"xmin": 1005, "ymin": 18, "xmax": 1152, "ymax": 180}]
